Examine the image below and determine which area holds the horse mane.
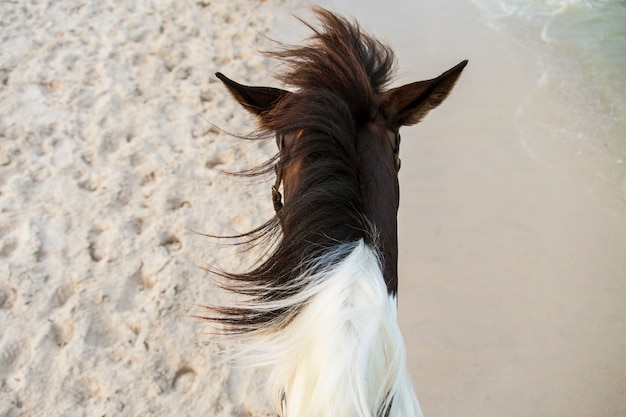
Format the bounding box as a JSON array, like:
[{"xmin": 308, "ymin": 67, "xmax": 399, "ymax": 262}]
[
  {"xmin": 209, "ymin": 9, "xmax": 398, "ymax": 331},
  {"xmin": 268, "ymin": 8, "xmax": 396, "ymax": 122}
]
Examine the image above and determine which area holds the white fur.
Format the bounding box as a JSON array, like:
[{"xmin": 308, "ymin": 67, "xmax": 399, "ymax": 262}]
[{"xmin": 224, "ymin": 239, "xmax": 423, "ymax": 417}]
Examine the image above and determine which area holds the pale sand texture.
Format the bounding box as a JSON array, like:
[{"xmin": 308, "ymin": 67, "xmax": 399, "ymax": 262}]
[
  {"xmin": 1, "ymin": 1, "xmax": 285, "ymax": 415},
  {"xmin": 1, "ymin": 0, "xmax": 625, "ymax": 416}
]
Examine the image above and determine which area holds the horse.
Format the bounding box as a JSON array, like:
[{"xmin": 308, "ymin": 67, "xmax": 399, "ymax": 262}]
[{"xmin": 208, "ymin": 8, "xmax": 467, "ymax": 417}]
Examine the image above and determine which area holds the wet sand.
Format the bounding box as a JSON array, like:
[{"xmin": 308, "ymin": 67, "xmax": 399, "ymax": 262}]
[{"xmin": 315, "ymin": 1, "xmax": 626, "ymax": 415}]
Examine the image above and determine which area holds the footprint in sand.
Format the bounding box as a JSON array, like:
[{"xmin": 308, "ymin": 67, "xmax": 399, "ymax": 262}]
[
  {"xmin": 160, "ymin": 234, "xmax": 182, "ymax": 254},
  {"xmin": 49, "ymin": 320, "xmax": 74, "ymax": 348},
  {"xmin": 0, "ymin": 338, "xmax": 31, "ymax": 375},
  {"xmin": 116, "ymin": 263, "xmax": 151, "ymax": 312},
  {"xmin": 50, "ymin": 282, "xmax": 75, "ymax": 308},
  {"xmin": 172, "ymin": 365, "xmax": 197, "ymax": 393},
  {"xmin": 0, "ymin": 284, "xmax": 16, "ymax": 310},
  {"xmin": 205, "ymin": 154, "xmax": 227, "ymax": 169},
  {"xmin": 85, "ymin": 314, "xmax": 119, "ymax": 348},
  {"xmin": 0, "ymin": 219, "xmax": 20, "ymax": 259},
  {"xmin": 166, "ymin": 197, "xmax": 191, "ymax": 212},
  {"xmin": 87, "ymin": 226, "xmax": 104, "ymax": 262},
  {"xmin": 128, "ymin": 216, "xmax": 146, "ymax": 235}
]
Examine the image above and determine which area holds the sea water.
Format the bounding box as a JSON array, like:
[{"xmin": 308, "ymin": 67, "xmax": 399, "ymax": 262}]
[{"xmin": 471, "ymin": 0, "xmax": 626, "ymax": 163}]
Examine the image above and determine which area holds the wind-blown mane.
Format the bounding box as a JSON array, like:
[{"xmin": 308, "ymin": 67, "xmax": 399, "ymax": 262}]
[
  {"xmin": 211, "ymin": 9, "xmax": 396, "ymax": 331},
  {"xmin": 269, "ymin": 9, "xmax": 395, "ymax": 120}
]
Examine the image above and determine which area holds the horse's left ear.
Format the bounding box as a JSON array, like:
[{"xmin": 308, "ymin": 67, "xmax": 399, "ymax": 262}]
[
  {"xmin": 381, "ymin": 60, "xmax": 468, "ymax": 126},
  {"xmin": 216, "ymin": 72, "xmax": 290, "ymax": 116}
]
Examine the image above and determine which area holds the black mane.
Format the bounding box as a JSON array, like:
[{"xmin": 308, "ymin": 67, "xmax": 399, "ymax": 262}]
[
  {"xmin": 209, "ymin": 9, "xmax": 397, "ymax": 331},
  {"xmin": 269, "ymin": 8, "xmax": 396, "ymax": 122}
]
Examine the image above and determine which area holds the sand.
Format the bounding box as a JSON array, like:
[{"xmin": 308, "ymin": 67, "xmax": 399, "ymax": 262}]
[{"xmin": 1, "ymin": 0, "xmax": 625, "ymax": 416}]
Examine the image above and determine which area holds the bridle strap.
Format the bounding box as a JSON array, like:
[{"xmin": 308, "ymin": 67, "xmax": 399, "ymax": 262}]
[
  {"xmin": 271, "ymin": 164, "xmax": 283, "ymax": 212},
  {"xmin": 272, "ymin": 129, "xmax": 400, "ymax": 213},
  {"xmin": 271, "ymin": 131, "xmax": 292, "ymax": 213},
  {"xmin": 386, "ymin": 128, "xmax": 401, "ymax": 172}
]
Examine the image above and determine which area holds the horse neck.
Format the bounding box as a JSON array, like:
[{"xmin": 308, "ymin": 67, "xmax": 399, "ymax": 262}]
[
  {"xmin": 356, "ymin": 122, "xmax": 400, "ymax": 295},
  {"xmin": 272, "ymin": 115, "xmax": 399, "ymax": 295}
]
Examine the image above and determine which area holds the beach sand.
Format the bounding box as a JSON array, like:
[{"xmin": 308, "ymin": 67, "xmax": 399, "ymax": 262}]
[{"xmin": 1, "ymin": 0, "xmax": 625, "ymax": 416}]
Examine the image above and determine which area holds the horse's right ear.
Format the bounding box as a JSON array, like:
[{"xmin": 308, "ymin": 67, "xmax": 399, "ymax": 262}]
[
  {"xmin": 216, "ymin": 72, "xmax": 290, "ymax": 117},
  {"xmin": 381, "ymin": 60, "xmax": 468, "ymax": 127}
]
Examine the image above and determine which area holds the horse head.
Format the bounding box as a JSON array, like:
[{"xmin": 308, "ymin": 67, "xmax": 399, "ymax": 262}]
[{"xmin": 216, "ymin": 55, "xmax": 466, "ymax": 294}]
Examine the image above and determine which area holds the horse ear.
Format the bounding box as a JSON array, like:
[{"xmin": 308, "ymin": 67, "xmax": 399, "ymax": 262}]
[
  {"xmin": 216, "ymin": 72, "xmax": 290, "ymax": 116},
  {"xmin": 382, "ymin": 60, "xmax": 468, "ymax": 126}
]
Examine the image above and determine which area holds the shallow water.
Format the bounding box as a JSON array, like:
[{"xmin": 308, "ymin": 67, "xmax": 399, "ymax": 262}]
[{"xmin": 472, "ymin": 0, "xmax": 626, "ymax": 160}]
